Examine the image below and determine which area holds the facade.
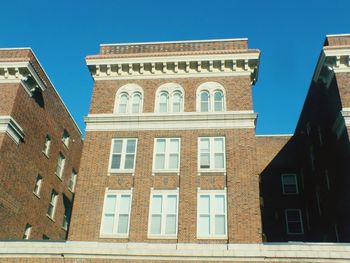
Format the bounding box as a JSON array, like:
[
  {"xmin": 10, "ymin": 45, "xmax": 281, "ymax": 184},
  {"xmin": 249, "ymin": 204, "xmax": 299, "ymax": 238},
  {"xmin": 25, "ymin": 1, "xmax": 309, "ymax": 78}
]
[{"xmin": 0, "ymin": 49, "xmax": 83, "ymax": 240}]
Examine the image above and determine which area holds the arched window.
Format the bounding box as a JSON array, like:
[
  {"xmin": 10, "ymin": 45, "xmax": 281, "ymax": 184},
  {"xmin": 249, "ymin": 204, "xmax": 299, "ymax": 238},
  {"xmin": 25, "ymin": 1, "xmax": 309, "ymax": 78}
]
[
  {"xmin": 172, "ymin": 92, "xmax": 182, "ymax": 113},
  {"xmin": 159, "ymin": 92, "xmax": 169, "ymax": 113},
  {"xmin": 200, "ymin": 91, "xmax": 210, "ymax": 112},
  {"xmin": 118, "ymin": 93, "xmax": 128, "ymax": 113},
  {"xmin": 214, "ymin": 90, "xmax": 223, "ymax": 112},
  {"xmin": 131, "ymin": 93, "xmax": 141, "ymax": 113}
]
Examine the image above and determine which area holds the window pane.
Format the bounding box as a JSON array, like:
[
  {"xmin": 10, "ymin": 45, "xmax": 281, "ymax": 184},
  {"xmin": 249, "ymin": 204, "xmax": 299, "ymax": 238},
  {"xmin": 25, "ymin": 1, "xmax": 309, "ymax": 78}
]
[
  {"xmin": 169, "ymin": 154, "xmax": 178, "ymax": 169},
  {"xmin": 105, "ymin": 195, "xmax": 117, "ymax": 214},
  {"xmin": 200, "ymin": 138, "xmax": 210, "ymax": 152},
  {"xmin": 132, "ymin": 94, "xmax": 141, "ymax": 113},
  {"xmin": 173, "ymin": 103, "xmax": 181, "ymax": 113},
  {"xmin": 119, "ymin": 195, "xmax": 130, "ymax": 214},
  {"xmin": 159, "ymin": 93, "xmax": 168, "ymax": 112},
  {"xmin": 169, "ymin": 139, "xmax": 179, "ymax": 153},
  {"xmin": 288, "ymin": 222, "xmax": 302, "ymax": 233},
  {"xmin": 215, "ymin": 195, "xmax": 225, "ymax": 214},
  {"xmin": 152, "ymin": 195, "xmax": 162, "ymax": 214},
  {"xmin": 199, "ymin": 195, "xmax": 210, "ymax": 214},
  {"xmin": 102, "ymin": 214, "xmax": 115, "ymax": 234},
  {"xmin": 287, "ymin": 210, "xmax": 300, "ymax": 221},
  {"xmin": 214, "ymin": 91, "xmax": 223, "ymax": 111},
  {"xmin": 155, "ymin": 154, "xmax": 165, "ymax": 169},
  {"xmin": 200, "ymin": 92, "xmax": 209, "ymax": 112},
  {"xmin": 215, "ymin": 215, "xmax": 225, "ymax": 235},
  {"xmin": 111, "ymin": 155, "xmax": 121, "ymax": 169},
  {"xmin": 113, "ymin": 140, "xmax": 123, "ymax": 153},
  {"xmin": 124, "ymin": 154, "xmax": 135, "ymax": 169},
  {"xmin": 156, "ymin": 139, "xmax": 166, "ymax": 153},
  {"xmin": 283, "ymin": 175, "xmax": 296, "ymax": 184},
  {"xmin": 214, "ymin": 153, "xmax": 224, "ymax": 168},
  {"xmin": 167, "ymin": 195, "xmax": 177, "ymax": 214},
  {"xmin": 126, "ymin": 140, "xmax": 136, "ymax": 153},
  {"xmin": 200, "ymin": 153, "xmax": 210, "ymax": 169},
  {"xmin": 151, "ymin": 215, "xmax": 162, "ymax": 234},
  {"xmin": 214, "ymin": 138, "xmax": 224, "ymax": 152},
  {"xmin": 199, "ymin": 215, "xmax": 210, "ymax": 235},
  {"xmin": 173, "ymin": 93, "xmax": 182, "ymax": 112},
  {"xmin": 117, "ymin": 214, "xmax": 129, "ymax": 234},
  {"xmin": 165, "ymin": 215, "xmax": 176, "ymax": 234},
  {"xmin": 118, "ymin": 94, "xmax": 128, "ymax": 113}
]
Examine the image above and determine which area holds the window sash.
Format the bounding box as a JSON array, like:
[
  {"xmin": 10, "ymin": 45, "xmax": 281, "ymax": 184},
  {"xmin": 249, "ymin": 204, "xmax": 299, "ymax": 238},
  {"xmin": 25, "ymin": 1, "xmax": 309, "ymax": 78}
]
[
  {"xmin": 153, "ymin": 138, "xmax": 180, "ymax": 172},
  {"xmin": 198, "ymin": 137, "xmax": 225, "ymax": 171},
  {"xmin": 55, "ymin": 154, "xmax": 65, "ymax": 178},
  {"xmin": 48, "ymin": 191, "xmax": 58, "ymax": 218},
  {"xmin": 33, "ymin": 175, "xmax": 42, "ymax": 196},
  {"xmin": 285, "ymin": 209, "xmax": 304, "ymax": 234},
  {"xmin": 43, "ymin": 135, "xmax": 51, "ymax": 155},
  {"xmin": 109, "ymin": 139, "xmax": 137, "ymax": 173},
  {"xmin": 281, "ymin": 174, "xmax": 298, "ymax": 194},
  {"xmin": 68, "ymin": 171, "xmax": 77, "ymax": 192}
]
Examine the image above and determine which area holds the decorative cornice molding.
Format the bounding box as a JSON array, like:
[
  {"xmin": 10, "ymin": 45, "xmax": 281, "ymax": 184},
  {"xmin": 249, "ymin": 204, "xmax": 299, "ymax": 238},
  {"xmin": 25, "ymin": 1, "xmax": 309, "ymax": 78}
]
[
  {"xmin": 0, "ymin": 61, "xmax": 46, "ymax": 96},
  {"xmin": 0, "ymin": 116, "xmax": 24, "ymax": 144},
  {"xmin": 86, "ymin": 52, "xmax": 260, "ymax": 84},
  {"xmin": 313, "ymin": 48, "xmax": 350, "ymax": 87},
  {"xmin": 84, "ymin": 111, "xmax": 257, "ymax": 131}
]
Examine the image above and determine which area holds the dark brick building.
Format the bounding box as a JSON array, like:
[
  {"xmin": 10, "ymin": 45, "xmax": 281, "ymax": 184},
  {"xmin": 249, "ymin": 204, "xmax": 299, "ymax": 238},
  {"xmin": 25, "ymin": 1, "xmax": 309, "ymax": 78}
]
[{"xmin": 0, "ymin": 48, "xmax": 83, "ymax": 240}]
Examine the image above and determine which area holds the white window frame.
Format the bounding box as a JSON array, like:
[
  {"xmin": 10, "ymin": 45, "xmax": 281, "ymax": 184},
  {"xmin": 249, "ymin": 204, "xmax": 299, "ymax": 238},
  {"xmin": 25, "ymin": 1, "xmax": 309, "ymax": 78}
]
[
  {"xmin": 47, "ymin": 190, "xmax": 58, "ymax": 220},
  {"xmin": 62, "ymin": 129, "xmax": 70, "ymax": 148},
  {"xmin": 155, "ymin": 83, "xmax": 184, "ymax": 113},
  {"xmin": 108, "ymin": 138, "xmax": 138, "ymax": 174},
  {"xmin": 114, "ymin": 84, "xmax": 144, "ymax": 114},
  {"xmin": 152, "ymin": 138, "xmax": 181, "ymax": 174},
  {"xmin": 100, "ymin": 189, "xmax": 133, "ymax": 238},
  {"xmin": 147, "ymin": 188, "xmax": 179, "ymax": 239},
  {"xmin": 198, "ymin": 137, "xmax": 226, "ymax": 173},
  {"xmin": 33, "ymin": 174, "xmax": 43, "ymax": 197},
  {"xmin": 281, "ymin": 174, "xmax": 298, "ymax": 195},
  {"xmin": 285, "ymin": 209, "xmax": 304, "ymax": 235},
  {"xmin": 196, "ymin": 82, "xmax": 226, "ymax": 112},
  {"xmin": 68, "ymin": 170, "xmax": 77, "ymax": 192},
  {"xmin": 197, "ymin": 188, "xmax": 227, "ymax": 239},
  {"xmin": 42, "ymin": 134, "xmax": 51, "ymax": 157},
  {"xmin": 55, "ymin": 153, "xmax": 65, "ymax": 179},
  {"xmin": 23, "ymin": 224, "xmax": 32, "ymax": 240}
]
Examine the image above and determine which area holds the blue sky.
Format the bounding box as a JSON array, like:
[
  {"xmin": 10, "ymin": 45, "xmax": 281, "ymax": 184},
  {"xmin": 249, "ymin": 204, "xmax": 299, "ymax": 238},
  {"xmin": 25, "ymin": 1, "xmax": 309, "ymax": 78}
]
[{"xmin": 0, "ymin": 0, "xmax": 349, "ymax": 135}]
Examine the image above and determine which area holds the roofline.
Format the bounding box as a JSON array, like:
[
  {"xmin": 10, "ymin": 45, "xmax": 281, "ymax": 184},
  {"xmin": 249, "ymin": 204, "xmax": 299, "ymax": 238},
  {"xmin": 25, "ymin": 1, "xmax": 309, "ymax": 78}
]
[
  {"xmin": 11, "ymin": 48, "xmax": 83, "ymax": 135},
  {"xmin": 100, "ymin": 37, "xmax": 249, "ymax": 47},
  {"xmin": 326, "ymin": 33, "xmax": 350, "ymax": 37},
  {"xmin": 256, "ymin": 134, "xmax": 294, "ymax": 137}
]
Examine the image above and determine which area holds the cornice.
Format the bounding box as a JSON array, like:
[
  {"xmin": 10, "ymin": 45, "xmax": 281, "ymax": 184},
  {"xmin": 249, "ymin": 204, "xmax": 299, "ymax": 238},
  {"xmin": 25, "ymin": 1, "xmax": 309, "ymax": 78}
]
[
  {"xmin": 0, "ymin": 61, "xmax": 46, "ymax": 96},
  {"xmin": 86, "ymin": 52, "xmax": 260, "ymax": 84},
  {"xmin": 0, "ymin": 116, "xmax": 24, "ymax": 144},
  {"xmin": 84, "ymin": 111, "xmax": 257, "ymax": 131}
]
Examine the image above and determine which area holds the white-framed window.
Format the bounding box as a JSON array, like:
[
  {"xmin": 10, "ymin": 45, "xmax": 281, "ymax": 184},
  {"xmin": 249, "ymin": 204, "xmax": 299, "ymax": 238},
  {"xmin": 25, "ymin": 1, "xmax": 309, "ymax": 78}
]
[
  {"xmin": 33, "ymin": 174, "xmax": 43, "ymax": 197},
  {"xmin": 197, "ymin": 189, "xmax": 227, "ymax": 239},
  {"xmin": 285, "ymin": 209, "xmax": 304, "ymax": 235},
  {"xmin": 155, "ymin": 83, "xmax": 184, "ymax": 113},
  {"xmin": 47, "ymin": 190, "xmax": 58, "ymax": 219},
  {"xmin": 114, "ymin": 84, "xmax": 144, "ymax": 114},
  {"xmin": 148, "ymin": 189, "xmax": 179, "ymax": 238},
  {"xmin": 198, "ymin": 137, "xmax": 225, "ymax": 172},
  {"xmin": 42, "ymin": 134, "xmax": 51, "ymax": 157},
  {"xmin": 23, "ymin": 223, "xmax": 31, "ymax": 240},
  {"xmin": 196, "ymin": 82, "xmax": 226, "ymax": 112},
  {"xmin": 55, "ymin": 153, "xmax": 65, "ymax": 179},
  {"xmin": 281, "ymin": 174, "xmax": 298, "ymax": 194},
  {"xmin": 153, "ymin": 138, "xmax": 180, "ymax": 173},
  {"xmin": 62, "ymin": 129, "xmax": 70, "ymax": 147},
  {"xmin": 68, "ymin": 170, "xmax": 77, "ymax": 192},
  {"xmin": 109, "ymin": 138, "xmax": 137, "ymax": 173},
  {"xmin": 100, "ymin": 189, "xmax": 133, "ymax": 238}
]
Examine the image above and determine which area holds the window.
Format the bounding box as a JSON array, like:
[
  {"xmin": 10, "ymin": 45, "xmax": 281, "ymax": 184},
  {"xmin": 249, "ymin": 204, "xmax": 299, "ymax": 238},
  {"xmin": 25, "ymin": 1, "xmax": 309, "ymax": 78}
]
[
  {"xmin": 285, "ymin": 209, "xmax": 303, "ymax": 234},
  {"xmin": 153, "ymin": 138, "xmax": 180, "ymax": 172},
  {"xmin": 148, "ymin": 189, "xmax": 178, "ymax": 238},
  {"xmin": 155, "ymin": 83, "xmax": 184, "ymax": 113},
  {"xmin": 23, "ymin": 224, "xmax": 31, "ymax": 240},
  {"xmin": 55, "ymin": 153, "xmax": 65, "ymax": 179},
  {"xmin": 43, "ymin": 235, "xmax": 50, "ymax": 240},
  {"xmin": 317, "ymin": 126, "xmax": 323, "ymax": 145},
  {"xmin": 114, "ymin": 84, "xmax": 144, "ymax": 114},
  {"xmin": 100, "ymin": 189, "xmax": 132, "ymax": 237},
  {"xmin": 42, "ymin": 135, "xmax": 51, "ymax": 156},
  {"xmin": 62, "ymin": 129, "xmax": 70, "ymax": 147},
  {"xmin": 47, "ymin": 190, "xmax": 58, "ymax": 219},
  {"xmin": 68, "ymin": 170, "xmax": 77, "ymax": 192},
  {"xmin": 33, "ymin": 174, "xmax": 43, "ymax": 197},
  {"xmin": 109, "ymin": 139, "xmax": 137, "ymax": 173},
  {"xmin": 62, "ymin": 197, "xmax": 71, "ymax": 231},
  {"xmin": 197, "ymin": 82, "xmax": 226, "ymax": 112},
  {"xmin": 281, "ymin": 174, "xmax": 298, "ymax": 194},
  {"xmin": 197, "ymin": 189, "xmax": 227, "ymax": 238},
  {"xmin": 198, "ymin": 137, "xmax": 225, "ymax": 172},
  {"xmin": 310, "ymin": 145, "xmax": 315, "ymax": 171}
]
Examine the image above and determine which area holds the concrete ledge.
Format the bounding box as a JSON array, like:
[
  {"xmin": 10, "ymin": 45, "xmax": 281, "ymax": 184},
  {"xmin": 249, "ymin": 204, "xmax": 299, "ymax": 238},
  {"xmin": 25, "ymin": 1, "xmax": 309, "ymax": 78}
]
[{"xmin": 0, "ymin": 116, "xmax": 24, "ymax": 144}]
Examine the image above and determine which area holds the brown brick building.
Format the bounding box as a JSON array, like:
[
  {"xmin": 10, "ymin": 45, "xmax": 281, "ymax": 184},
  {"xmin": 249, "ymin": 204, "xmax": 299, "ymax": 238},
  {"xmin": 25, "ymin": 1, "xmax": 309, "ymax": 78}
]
[{"xmin": 0, "ymin": 48, "xmax": 83, "ymax": 240}]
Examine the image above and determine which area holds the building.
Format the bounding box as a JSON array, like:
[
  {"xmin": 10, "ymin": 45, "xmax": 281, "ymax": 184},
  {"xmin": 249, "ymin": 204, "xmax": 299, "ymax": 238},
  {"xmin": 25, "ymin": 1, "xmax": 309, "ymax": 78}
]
[
  {"xmin": 1, "ymin": 35, "xmax": 350, "ymax": 262},
  {"xmin": 0, "ymin": 48, "xmax": 83, "ymax": 240}
]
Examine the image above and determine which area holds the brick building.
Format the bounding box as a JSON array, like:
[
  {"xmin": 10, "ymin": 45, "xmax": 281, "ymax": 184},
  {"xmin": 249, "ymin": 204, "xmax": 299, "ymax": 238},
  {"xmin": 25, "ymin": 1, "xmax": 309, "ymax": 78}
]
[
  {"xmin": 1, "ymin": 35, "xmax": 350, "ymax": 262},
  {"xmin": 0, "ymin": 48, "xmax": 83, "ymax": 240}
]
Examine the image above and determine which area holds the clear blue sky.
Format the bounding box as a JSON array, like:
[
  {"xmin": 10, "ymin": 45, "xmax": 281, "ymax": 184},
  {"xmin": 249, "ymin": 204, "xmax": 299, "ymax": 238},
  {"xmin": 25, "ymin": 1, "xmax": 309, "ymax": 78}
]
[{"xmin": 1, "ymin": 0, "xmax": 349, "ymax": 135}]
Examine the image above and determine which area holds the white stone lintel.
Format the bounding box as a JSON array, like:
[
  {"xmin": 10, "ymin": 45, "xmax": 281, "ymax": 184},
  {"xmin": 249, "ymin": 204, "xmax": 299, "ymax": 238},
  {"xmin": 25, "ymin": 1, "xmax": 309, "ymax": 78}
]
[{"xmin": 0, "ymin": 116, "xmax": 25, "ymax": 144}]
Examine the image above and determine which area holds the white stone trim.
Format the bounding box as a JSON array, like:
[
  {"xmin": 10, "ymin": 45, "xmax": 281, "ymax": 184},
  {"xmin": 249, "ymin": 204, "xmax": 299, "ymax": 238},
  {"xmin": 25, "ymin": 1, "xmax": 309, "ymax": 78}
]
[
  {"xmin": 86, "ymin": 52, "xmax": 260, "ymax": 84},
  {"xmin": 0, "ymin": 116, "xmax": 24, "ymax": 144},
  {"xmin": 84, "ymin": 111, "xmax": 257, "ymax": 131},
  {"xmin": 341, "ymin": 107, "xmax": 350, "ymax": 127},
  {"xmin": 2, "ymin": 241, "xmax": 350, "ymax": 261}
]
